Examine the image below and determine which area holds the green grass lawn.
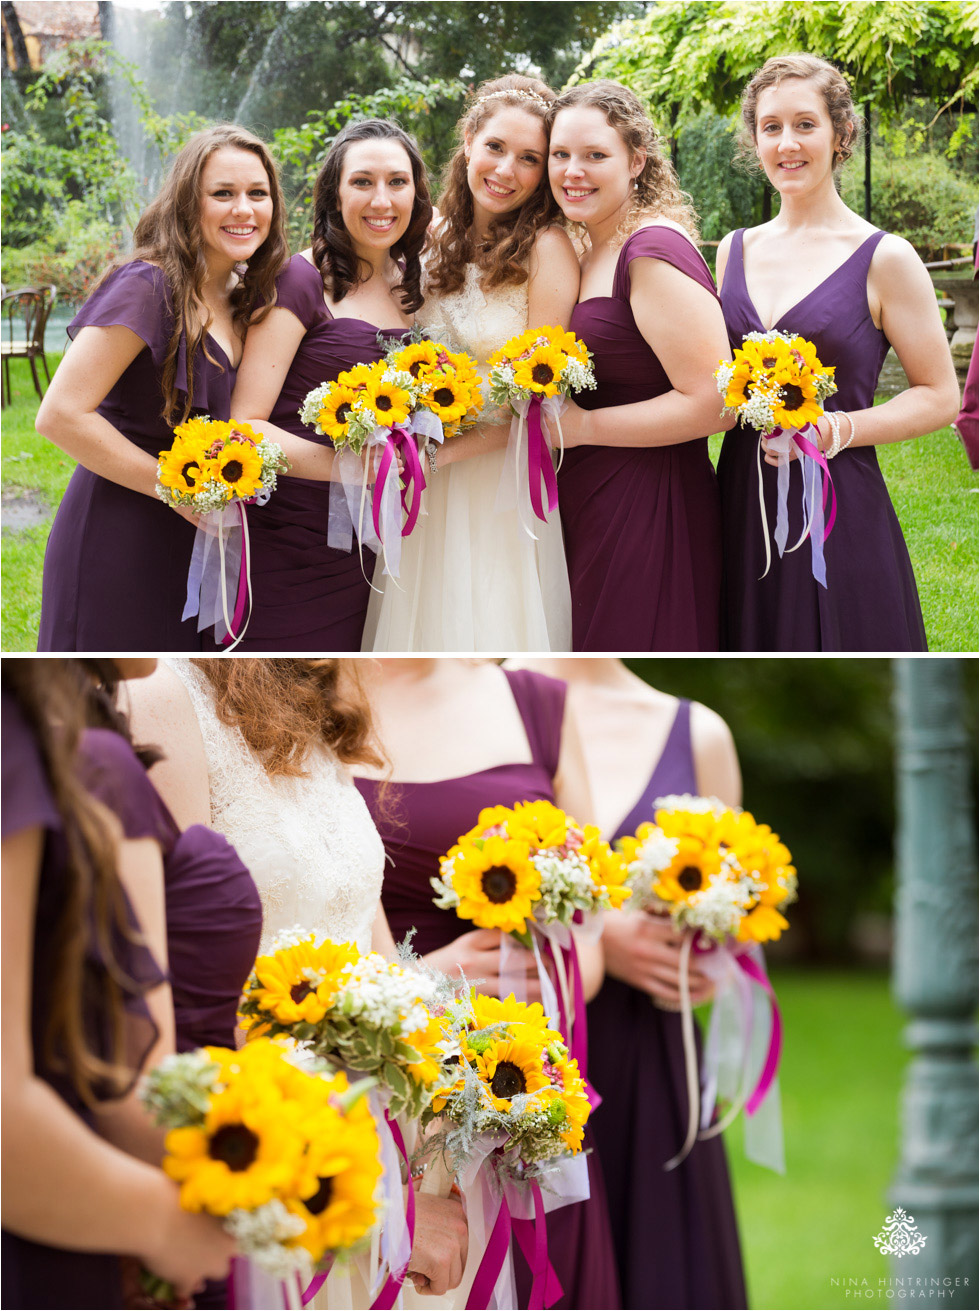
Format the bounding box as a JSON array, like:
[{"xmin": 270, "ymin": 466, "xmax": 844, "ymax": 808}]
[
  {"xmin": 3, "ymin": 355, "xmax": 978, "ymax": 650},
  {"xmin": 727, "ymin": 968, "xmax": 906, "ymax": 1310}
]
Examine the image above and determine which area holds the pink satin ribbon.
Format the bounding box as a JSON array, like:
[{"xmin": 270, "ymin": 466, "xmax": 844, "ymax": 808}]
[
  {"xmin": 371, "ymin": 426, "xmax": 426, "ymax": 541},
  {"xmin": 792, "ymin": 425, "xmax": 838, "ymax": 539},
  {"xmin": 370, "ymin": 1114, "xmax": 416, "ymax": 1310},
  {"xmin": 220, "ymin": 500, "xmax": 250, "ymax": 647},
  {"xmin": 466, "ymin": 1181, "xmax": 562, "ymax": 1310},
  {"xmin": 527, "ymin": 398, "xmax": 559, "ymax": 524},
  {"xmin": 734, "ymin": 951, "xmax": 783, "ymax": 1115}
]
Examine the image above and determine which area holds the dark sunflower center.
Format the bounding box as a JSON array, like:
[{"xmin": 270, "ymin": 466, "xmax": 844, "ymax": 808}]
[
  {"xmin": 181, "ymin": 460, "xmax": 201, "ymax": 486},
  {"xmin": 222, "ymin": 459, "xmax": 244, "ymax": 482},
  {"xmin": 531, "ymin": 363, "xmax": 555, "ymax": 385},
  {"xmin": 490, "ymin": 1061, "xmax": 526, "ymax": 1100},
  {"xmin": 434, "ymin": 387, "xmax": 455, "ymax": 407},
  {"xmin": 481, "ymin": 864, "xmax": 518, "ymax": 903},
  {"xmin": 209, "ymin": 1123, "xmax": 259, "ymax": 1171},
  {"xmin": 305, "ymin": 1175, "xmax": 335, "ymax": 1216},
  {"xmin": 762, "ymin": 355, "xmax": 777, "ymax": 368},
  {"xmin": 290, "ymin": 981, "xmax": 313, "ymax": 1004},
  {"xmin": 781, "ymin": 384, "xmax": 805, "ymax": 410},
  {"xmin": 336, "ymin": 402, "xmax": 353, "ymax": 423},
  {"xmin": 409, "ymin": 361, "xmax": 425, "ymax": 377},
  {"xmin": 677, "ymin": 866, "xmax": 703, "ymax": 892},
  {"xmin": 375, "ymin": 394, "xmax": 393, "ymax": 411}
]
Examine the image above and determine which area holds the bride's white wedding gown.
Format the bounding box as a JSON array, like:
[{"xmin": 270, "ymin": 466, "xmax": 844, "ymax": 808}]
[{"xmin": 362, "ymin": 263, "xmax": 572, "ymax": 652}]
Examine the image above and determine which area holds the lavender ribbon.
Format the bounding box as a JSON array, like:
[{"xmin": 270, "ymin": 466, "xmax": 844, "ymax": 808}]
[
  {"xmin": 370, "ymin": 1113, "xmax": 416, "ymax": 1309},
  {"xmin": 760, "ymin": 424, "xmax": 838, "ymax": 588}
]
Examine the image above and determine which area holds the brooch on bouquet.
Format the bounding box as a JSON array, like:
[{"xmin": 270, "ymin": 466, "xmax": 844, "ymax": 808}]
[
  {"xmin": 619, "ymin": 794, "xmax": 797, "ymax": 1171},
  {"xmin": 156, "ymin": 417, "xmax": 288, "ymax": 648},
  {"xmin": 715, "ymin": 332, "xmax": 838, "ymax": 586}
]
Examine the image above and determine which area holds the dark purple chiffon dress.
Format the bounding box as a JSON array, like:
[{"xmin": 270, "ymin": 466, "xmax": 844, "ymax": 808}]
[
  {"xmin": 355, "ymin": 668, "xmax": 621, "ymax": 1311},
  {"xmin": 587, "ymin": 700, "xmax": 746, "ymax": 1310},
  {"xmin": 38, "ymin": 261, "xmax": 238, "ymax": 652},
  {"xmin": 559, "ymin": 227, "xmax": 723, "ymax": 652},
  {"xmin": 1, "ymin": 690, "xmax": 164, "ymax": 1310},
  {"xmin": 239, "ymin": 254, "xmax": 406, "ymax": 651},
  {"xmin": 717, "ymin": 228, "xmax": 927, "ymax": 651}
]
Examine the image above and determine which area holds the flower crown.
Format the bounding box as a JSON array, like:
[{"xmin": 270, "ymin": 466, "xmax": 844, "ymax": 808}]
[{"xmin": 477, "ymin": 88, "xmax": 550, "ymax": 110}]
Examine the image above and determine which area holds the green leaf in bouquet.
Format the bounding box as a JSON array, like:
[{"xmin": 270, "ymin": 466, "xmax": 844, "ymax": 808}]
[
  {"xmin": 383, "ymin": 1061, "xmax": 411, "ymax": 1106},
  {"xmin": 509, "ymin": 927, "xmax": 535, "ymax": 952}
]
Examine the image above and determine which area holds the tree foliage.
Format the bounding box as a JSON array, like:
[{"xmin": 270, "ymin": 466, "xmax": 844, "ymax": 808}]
[{"xmin": 586, "ymin": 0, "xmax": 979, "ymax": 129}]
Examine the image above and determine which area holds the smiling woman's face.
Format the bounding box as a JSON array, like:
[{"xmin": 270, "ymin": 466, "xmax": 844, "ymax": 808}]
[
  {"xmin": 548, "ymin": 105, "xmax": 641, "ymax": 231},
  {"xmin": 337, "ymin": 138, "xmax": 415, "ymax": 259},
  {"xmin": 198, "ymin": 146, "xmax": 274, "ymax": 272},
  {"xmin": 754, "ymin": 77, "xmax": 840, "ymax": 195},
  {"xmin": 465, "ymin": 105, "xmax": 547, "ymax": 221}
]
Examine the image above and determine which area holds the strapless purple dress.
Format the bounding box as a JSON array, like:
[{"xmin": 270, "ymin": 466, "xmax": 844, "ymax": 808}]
[
  {"xmin": 560, "ymin": 227, "xmax": 723, "ymax": 652},
  {"xmin": 1, "ymin": 691, "xmax": 164, "ymax": 1310},
  {"xmin": 587, "ymin": 701, "xmax": 746, "ymax": 1310},
  {"xmin": 239, "ymin": 254, "xmax": 407, "ymax": 650},
  {"xmin": 718, "ymin": 228, "xmax": 927, "ymax": 650},
  {"xmin": 39, "ymin": 261, "xmax": 236, "ymax": 652},
  {"xmin": 355, "ymin": 668, "xmax": 621, "ymax": 1311}
]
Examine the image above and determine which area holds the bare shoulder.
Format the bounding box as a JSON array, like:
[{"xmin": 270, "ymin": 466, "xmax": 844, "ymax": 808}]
[
  {"xmin": 869, "ymin": 232, "xmax": 927, "ymax": 276},
  {"xmin": 689, "ymin": 700, "xmax": 736, "ymax": 755},
  {"xmin": 530, "ymin": 225, "xmax": 580, "ymax": 268},
  {"xmin": 125, "ymin": 662, "xmax": 199, "ymax": 747},
  {"xmin": 690, "ymin": 700, "xmax": 741, "ymax": 808}
]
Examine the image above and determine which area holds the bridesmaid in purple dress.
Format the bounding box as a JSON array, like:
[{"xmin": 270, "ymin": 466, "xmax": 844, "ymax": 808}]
[
  {"xmin": 231, "ymin": 120, "xmax": 433, "ymax": 650},
  {"xmin": 545, "ymin": 81, "xmax": 734, "ymax": 652},
  {"xmin": 519, "ymin": 658, "xmax": 747, "ymax": 1310},
  {"xmin": 1, "ymin": 659, "xmax": 234, "ymax": 1309},
  {"xmin": 354, "ymin": 659, "xmax": 620, "ymax": 1311},
  {"xmin": 716, "ymin": 55, "xmax": 960, "ymax": 651},
  {"xmin": 36, "ymin": 125, "xmax": 288, "ymax": 652}
]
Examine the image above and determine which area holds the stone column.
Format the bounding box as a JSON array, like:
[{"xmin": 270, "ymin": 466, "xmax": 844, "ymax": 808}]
[{"xmin": 890, "ymin": 659, "xmax": 978, "ymax": 1307}]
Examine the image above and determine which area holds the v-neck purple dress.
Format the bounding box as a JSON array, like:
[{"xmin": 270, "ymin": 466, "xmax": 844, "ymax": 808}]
[
  {"xmin": 238, "ymin": 254, "xmax": 407, "ymax": 651},
  {"xmin": 718, "ymin": 228, "xmax": 927, "ymax": 651},
  {"xmin": 559, "ymin": 227, "xmax": 723, "ymax": 652},
  {"xmin": 1, "ymin": 691, "xmax": 164, "ymax": 1310},
  {"xmin": 355, "ymin": 668, "xmax": 621, "ymax": 1311},
  {"xmin": 38, "ymin": 261, "xmax": 237, "ymax": 652},
  {"xmin": 587, "ymin": 700, "xmax": 746, "ymax": 1310}
]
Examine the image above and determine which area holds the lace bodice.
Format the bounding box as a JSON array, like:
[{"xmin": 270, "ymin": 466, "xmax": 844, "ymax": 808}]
[
  {"xmin": 168, "ymin": 661, "xmax": 384, "ymax": 954},
  {"xmin": 419, "ymin": 263, "xmax": 528, "ymax": 409}
]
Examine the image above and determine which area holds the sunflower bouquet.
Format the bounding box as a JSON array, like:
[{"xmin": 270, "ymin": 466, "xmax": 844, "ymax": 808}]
[
  {"xmin": 486, "ymin": 326, "xmax": 596, "ymax": 530},
  {"xmin": 140, "ymin": 1038, "xmax": 381, "ymax": 1304},
  {"xmin": 415, "ymin": 991, "xmax": 592, "ymax": 1309},
  {"xmin": 156, "ymin": 416, "xmax": 288, "ymax": 646},
  {"xmin": 619, "ymin": 793, "xmax": 794, "ymax": 1171},
  {"xmin": 299, "ymin": 340, "xmax": 482, "ymax": 579},
  {"xmin": 715, "ymin": 330, "xmax": 839, "ymax": 587},
  {"xmin": 432, "ymin": 800, "xmax": 630, "ymax": 1089}
]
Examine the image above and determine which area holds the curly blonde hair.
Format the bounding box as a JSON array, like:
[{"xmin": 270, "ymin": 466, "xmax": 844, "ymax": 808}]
[
  {"xmin": 737, "ymin": 54, "xmax": 861, "ymax": 172},
  {"xmin": 191, "ymin": 659, "xmax": 383, "ymax": 778},
  {"xmin": 547, "ymin": 80, "xmax": 700, "ymax": 246},
  {"xmin": 426, "ymin": 74, "xmax": 564, "ymax": 295}
]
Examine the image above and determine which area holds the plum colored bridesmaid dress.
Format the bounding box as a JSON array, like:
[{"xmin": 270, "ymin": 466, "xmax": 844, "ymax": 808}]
[
  {"xmin": 238, "ymin": 254, "xmax": 407, "ymax": 651},
  {"xmin": 587, "ymin": 699, "xmax": 746, "ymax": 1310},
  {"xmin": 39, "ymin": 262, "xmax": 238, "ymax": 652},
  {"xmin": 1, "ymin": 690, "xmax": 164, "ymax": 1310},
  {"xmin": 355, "ymin": 668, "xmax": 621, "ymax": 1311},
  {"xmin": 718, "ymin": 228, "xmax": 927, "ymax": 651},
  {"xmin": 559, "ymin": 226, "xmax": 723, "ymax": 652}
]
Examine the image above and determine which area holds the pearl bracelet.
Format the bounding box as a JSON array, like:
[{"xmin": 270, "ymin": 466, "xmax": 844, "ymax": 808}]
[
  {"xmin": 839, "ymin": 411, "xmax": 856, "ymax": 452},
  {"xmin": 824, "ymin": 412, "xmax": 842, "ymax": 460}
]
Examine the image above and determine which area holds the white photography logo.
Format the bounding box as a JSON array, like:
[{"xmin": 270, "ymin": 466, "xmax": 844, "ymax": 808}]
[{"xmin": 874, "ymin": 1208, "xmax": 928, "ymax": 1258}]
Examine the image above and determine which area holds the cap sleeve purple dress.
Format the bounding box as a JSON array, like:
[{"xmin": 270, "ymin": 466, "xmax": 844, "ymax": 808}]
[
  {"xmin": 354, "ymin": 668, "xmax": 621, "ymax": 1310},
  {"xmin": 78, "ymin": 729, "xmax": 263, "ymax": 1053},
  {"xmin": 238, "ymin": 253, "xmax": 407, "ymax": 650},
  {"xmin": 1, "ymin": 689, "xmax": 164, "ymax": 1310},
  {"xmin": 38, "ymin": 261, "xmax": 239, "ymax": 651},
  {"xmin": 717, "ymin": 228, "xmax": 927, "ymax": 650},
  {"xmin": 587, "ymin": 700, "xmax": 746, "ymax": 1309},
  {"xmin": 560, "ymin": 226, "xmax": 723, "ymax": 651}
]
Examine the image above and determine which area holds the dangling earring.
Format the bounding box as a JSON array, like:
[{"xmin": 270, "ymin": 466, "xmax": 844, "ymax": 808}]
[{"xmin": 234, "ymin": 262, "xmax": 248, "ymax": 278}]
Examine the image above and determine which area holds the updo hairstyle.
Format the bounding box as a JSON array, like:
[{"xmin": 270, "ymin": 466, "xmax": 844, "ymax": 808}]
[{"xmin": 738, "ymin": 53, "xmax": 861, "ymax": 171}]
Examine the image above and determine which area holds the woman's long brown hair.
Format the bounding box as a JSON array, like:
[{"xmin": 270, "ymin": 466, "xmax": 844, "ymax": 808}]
[
  {"xmin": 100, "ymin": 123, "xmax": 289, "ymax": 425},
  {"xmin": 3, "ymin": 660, "xmax": 150, "ymax": 1107}
]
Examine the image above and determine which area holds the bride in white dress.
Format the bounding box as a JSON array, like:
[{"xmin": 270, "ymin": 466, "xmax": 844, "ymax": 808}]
[
  {"xmin": 363, "ymin": 75, "xmax": 579, "ymax": 652},
  {"xmin": 126, "ymin": 658, "xmax": 468, "ymax": 1303}
]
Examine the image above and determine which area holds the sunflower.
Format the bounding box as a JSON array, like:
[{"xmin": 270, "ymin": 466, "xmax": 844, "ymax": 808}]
[
  {"xmin": 504, "ymin": 799, "xmax": 570, "ymax": 850},
  {"xmin": 243, "ymin": 938, "xmax": 360, "ymax": 1029},
  {"xmin": 470, "ymin": 1035, "xmax": 551, "ymax": 1112},
  {"xmin": 162, "ymin": 1078, "xmax": 303, "ymax": 1215},
  {"xmin": 158, "ymin": 438, "xmax": 214, "ymax": 496},
  {"xmin": 467, "ymin": 991, "xmax": 558, "ymax": 1042},
  {"xmin": 581, "ymin": 832, "xmax": 632, "ymax": 908},
  {"xmin": 448, "ymin": 835, "xmax": 541, "ymax": 935},
  {"xmin": 422, "ymin": 370, "xmax": 472, "ymax": 426},
  {"xmin": 338, "ymin": 361, "xmax": 383, "ymax": 392},
  {"xmin": 737, "ymin": 902, "xmax": 790, "ymax": 943},
  {"xmin": 771, "ymin": 365, "xmax": 822, "ymax": 430},
  {"xmin": 405, "ymin": 1012, "xmax": 451, "ymax": 1087},
  {"xmin": 645, "ymin": 808, "xmax": 735, "ymax": 905},
  {"xmin": 724, "ymin": 358, "xmax": 755, "ymax": 409},
  {"xmin": 317, "ymin": 385, "xmax": 360, "ymax": 440},
  {"xmin": 288, "ymin": 1083, "xmax": 382, "ymax": 1261},
  {"xmin": 541, "ymin": 326, "xmax": 589, "ymax": 365},
  {"xmin": 213, "ymin": 440, "xmax": 265, "ymax": 499},
  {"xmin": 513, "ymin": 344, "xmax": 565, "ymax": 397},
  {"xmin": 544, "ymin": 1052, "xmax": 590, "ymax": 1151},
  {"xmin": 364, "ymin": 376, "xmax": 412, "ymax": 427},
  {"xmin": 392, "ymin": 340, "xmax": 442, "ymax": 380}
]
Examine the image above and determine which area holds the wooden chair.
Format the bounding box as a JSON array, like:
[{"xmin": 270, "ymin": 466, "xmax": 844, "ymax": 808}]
[{"xmin": 1, "ymin": 285, "xmax": 57, "ymax": 407}]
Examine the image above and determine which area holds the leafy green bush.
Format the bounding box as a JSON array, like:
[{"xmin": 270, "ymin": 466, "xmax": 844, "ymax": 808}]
[
  {"xmin": 1, "ymin": 204, "xmax": 124, "ymax": 306},
  {"xmin": 840, "ymin": 151, "xmax": 974, "ymax": 259}
]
